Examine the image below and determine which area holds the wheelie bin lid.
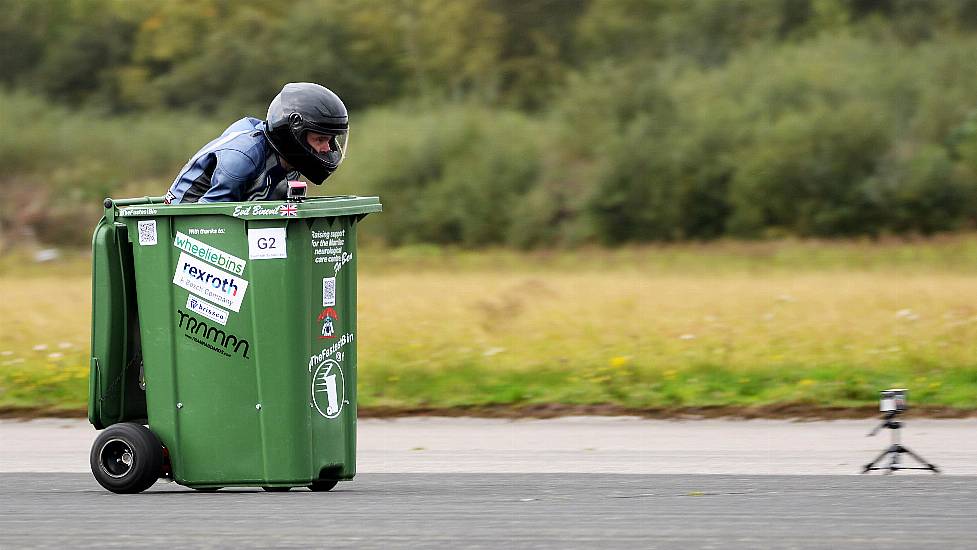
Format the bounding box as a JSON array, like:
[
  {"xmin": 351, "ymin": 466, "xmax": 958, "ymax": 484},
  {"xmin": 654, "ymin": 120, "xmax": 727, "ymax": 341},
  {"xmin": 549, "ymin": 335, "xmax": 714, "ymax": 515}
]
[{"xmin": 103, "ymin": 195, "xmax": 381, "ymax": 221}]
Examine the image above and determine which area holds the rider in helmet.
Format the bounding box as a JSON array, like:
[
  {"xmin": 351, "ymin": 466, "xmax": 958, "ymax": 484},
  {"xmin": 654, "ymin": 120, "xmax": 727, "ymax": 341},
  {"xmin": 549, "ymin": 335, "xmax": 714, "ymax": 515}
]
[{"xmin": 164, "ymin": 82, "xmax": 349, "ymax": 204}]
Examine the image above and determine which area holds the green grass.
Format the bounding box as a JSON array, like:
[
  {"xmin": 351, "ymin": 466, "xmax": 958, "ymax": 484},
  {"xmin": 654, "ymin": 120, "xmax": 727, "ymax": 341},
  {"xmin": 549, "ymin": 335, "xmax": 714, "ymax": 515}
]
[{"xmin": 3, "ymin": 237, "xmax": 977, "ymax": 414}]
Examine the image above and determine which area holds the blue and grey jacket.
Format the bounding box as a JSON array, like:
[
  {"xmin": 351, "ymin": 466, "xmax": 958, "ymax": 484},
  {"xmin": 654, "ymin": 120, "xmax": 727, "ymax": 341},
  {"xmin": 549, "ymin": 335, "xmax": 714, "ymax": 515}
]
[{"xmin": 165, "ymin": 117, "xmax": 299, "ymax": 204}]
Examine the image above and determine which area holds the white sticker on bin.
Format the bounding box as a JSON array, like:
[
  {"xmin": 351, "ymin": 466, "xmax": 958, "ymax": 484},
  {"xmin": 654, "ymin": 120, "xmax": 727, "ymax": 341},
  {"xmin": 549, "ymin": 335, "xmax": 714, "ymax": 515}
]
[
  {"xmin": 311, "ymin": 359, "xmax": 346, "ymax": 419},
  {"xmin": 186, "ymin": 295, "xmax": 229, "ymax": 326},
  {"xmin": 137, "ymin": 220, "xmax": 158, "ymax": 246},
  {"xmin": 173, "ymin": 231, "xmax": 246, "ymax": 276},
  {"xmin": 322, "ymin": 277, "xmax": 336, "ymax": 307},
  {"xmin": 173, "ymin": 252, "xmax": 249, "ymax": 312},
  {"xmin": 248, "ymin": 227, "xmax": 287, "ymax": 260}
]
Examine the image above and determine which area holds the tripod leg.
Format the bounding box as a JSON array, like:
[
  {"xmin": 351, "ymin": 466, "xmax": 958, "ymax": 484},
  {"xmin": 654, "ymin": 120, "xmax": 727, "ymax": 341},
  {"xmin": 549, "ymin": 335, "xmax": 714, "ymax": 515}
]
[
  {"xmin": 899, "ymin": 445, "xmax": 941, "ymax": 473},
  {"xmin": 886, "ymin": 447, "xmax": 900, "ymax": 473},
  {"xmin": 862, "ymin": 446, "xmax": 895, "ymax": 473}
]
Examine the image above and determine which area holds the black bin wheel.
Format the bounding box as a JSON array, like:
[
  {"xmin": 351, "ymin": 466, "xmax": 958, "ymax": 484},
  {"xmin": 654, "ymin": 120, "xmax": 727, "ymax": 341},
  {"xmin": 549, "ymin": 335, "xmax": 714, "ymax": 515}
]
[
  {"xmin": 90, "ymin": 422, "xmax": 164, "ymax": 494},
  {"xmin": 308, "ymin": 479, "xmax": 339, "ymax": 492}
]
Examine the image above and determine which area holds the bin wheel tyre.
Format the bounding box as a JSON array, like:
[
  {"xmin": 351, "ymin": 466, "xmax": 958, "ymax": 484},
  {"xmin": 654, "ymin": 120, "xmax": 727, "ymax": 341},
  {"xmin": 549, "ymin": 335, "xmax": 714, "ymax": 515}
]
[
  {"xmin": 262, "ymin": 486, "xmax": 291, "ymax": 492},
  {"xmin": 308, "ymin": 479, "xmax": 339, "ymax": 492},
  {"xmin": 90, "ymin": 423, "xmax": 163, "ymax": 494}
]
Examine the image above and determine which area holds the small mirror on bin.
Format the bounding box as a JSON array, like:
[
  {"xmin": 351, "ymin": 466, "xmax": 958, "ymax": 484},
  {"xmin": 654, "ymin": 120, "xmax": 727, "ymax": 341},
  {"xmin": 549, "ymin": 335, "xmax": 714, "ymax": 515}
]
[
  {"xmin": 880, "ymin": 388, "xmax": 907, "ymax": 413},
  {"xmin": 287, "ymin": 180, "xmax": 308, "ymax": 202}
]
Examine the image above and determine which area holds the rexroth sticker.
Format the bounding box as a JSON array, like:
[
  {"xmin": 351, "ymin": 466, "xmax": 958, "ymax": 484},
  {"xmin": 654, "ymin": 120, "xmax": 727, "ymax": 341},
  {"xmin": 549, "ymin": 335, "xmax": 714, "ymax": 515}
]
[{"xmin": 172, "ymin": 252, "xmax": 249, "ymax": 312}]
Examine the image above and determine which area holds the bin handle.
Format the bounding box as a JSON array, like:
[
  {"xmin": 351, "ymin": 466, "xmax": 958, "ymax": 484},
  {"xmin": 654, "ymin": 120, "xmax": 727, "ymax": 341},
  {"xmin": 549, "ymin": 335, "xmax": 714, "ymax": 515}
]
[{"xmin": 104, "ymin": 196, "xmax": 165, "ymax": 209}]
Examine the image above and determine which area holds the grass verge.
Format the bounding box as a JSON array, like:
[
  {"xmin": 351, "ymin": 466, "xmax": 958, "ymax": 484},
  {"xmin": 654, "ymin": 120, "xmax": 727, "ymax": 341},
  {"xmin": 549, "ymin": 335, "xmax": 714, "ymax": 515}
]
[{"xmin": 2, "ymin": 239, "xmax": 977, "ymax": 416}]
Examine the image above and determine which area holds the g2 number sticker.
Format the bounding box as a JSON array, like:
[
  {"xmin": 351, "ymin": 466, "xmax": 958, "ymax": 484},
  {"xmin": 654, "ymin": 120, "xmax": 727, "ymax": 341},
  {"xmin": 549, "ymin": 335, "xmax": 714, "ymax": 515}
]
[{"xmin": 248, "ymin": 227, "xmax": 287, "ymax": 260}]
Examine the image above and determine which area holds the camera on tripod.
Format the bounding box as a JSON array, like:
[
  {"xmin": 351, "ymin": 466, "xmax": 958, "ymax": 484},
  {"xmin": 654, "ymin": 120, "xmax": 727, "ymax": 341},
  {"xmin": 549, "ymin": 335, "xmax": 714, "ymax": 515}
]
[
  {"xmin": 862, "ymin": 387, "xmax": 939, "ymax": 474},
  {"xmin": 879, "ymin": 388, "xmax": 907, "ymax": 415}
]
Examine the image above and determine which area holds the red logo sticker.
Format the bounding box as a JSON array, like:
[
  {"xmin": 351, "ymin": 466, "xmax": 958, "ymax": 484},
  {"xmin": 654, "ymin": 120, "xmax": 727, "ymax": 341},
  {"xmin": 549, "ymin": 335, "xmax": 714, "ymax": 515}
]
[{"xmin": 317, "ymin": 308, "xmax": 339, "ymax": 339}]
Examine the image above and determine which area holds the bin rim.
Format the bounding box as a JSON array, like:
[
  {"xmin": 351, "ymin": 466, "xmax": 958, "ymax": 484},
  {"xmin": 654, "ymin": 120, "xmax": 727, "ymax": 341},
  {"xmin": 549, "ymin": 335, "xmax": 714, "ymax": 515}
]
[{"xmin": 105, "ymin": 195, "xmax": 381, "ymax": 221}]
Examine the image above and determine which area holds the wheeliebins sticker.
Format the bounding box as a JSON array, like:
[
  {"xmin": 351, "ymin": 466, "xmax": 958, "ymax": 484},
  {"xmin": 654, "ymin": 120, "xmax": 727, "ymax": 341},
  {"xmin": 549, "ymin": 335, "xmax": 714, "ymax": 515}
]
[
  {"xmin": 173, "ymin": 231, "xmax": 246, "ymax": 276},
  {"xmin": 173, "ymin": 252, "xmax": 249, "ymax": 312}
]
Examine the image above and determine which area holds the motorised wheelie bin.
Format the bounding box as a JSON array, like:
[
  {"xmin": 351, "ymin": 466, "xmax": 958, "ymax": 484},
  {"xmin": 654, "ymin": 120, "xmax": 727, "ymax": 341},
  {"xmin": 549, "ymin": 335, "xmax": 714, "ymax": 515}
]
[{"xmin": 88, "ymin": 194, "xmax": 381, "ymax": 493}]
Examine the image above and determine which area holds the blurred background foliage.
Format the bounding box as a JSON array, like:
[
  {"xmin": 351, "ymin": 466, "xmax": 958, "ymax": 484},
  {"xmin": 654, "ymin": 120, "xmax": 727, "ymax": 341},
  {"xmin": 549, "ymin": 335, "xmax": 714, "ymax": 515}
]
[{"xmin": 3, "ymin": 0, "xmax": 977, "ymax": 248}]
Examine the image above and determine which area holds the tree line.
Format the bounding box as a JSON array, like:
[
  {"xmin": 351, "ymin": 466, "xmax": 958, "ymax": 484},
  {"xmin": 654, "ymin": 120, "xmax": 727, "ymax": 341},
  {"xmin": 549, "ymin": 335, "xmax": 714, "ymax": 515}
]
[{"xmin": 3, "ymin": 0, "xmax": 977, "ymax": 246}]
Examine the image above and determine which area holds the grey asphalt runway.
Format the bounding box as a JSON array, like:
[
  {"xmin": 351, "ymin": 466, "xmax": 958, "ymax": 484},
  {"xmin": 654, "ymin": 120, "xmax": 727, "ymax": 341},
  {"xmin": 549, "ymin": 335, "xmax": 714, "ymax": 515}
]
[
  {"xmin": 2, "ymin": 473, "xmax": 976, "ymax": 549},
  {"xmin": 3, "ymin": 418, "xmax": 976, "ymax": 548},
  {"xmin": 6, "ymin": 417, "xmax": 977, "ymax": 474}
]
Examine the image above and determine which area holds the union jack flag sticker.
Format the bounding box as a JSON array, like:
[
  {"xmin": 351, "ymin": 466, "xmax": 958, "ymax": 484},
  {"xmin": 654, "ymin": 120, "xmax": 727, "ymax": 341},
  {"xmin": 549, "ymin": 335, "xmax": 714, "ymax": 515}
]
[{"xmin": 280, "ymin": 204, "xmax": 298, "ymax": 217}]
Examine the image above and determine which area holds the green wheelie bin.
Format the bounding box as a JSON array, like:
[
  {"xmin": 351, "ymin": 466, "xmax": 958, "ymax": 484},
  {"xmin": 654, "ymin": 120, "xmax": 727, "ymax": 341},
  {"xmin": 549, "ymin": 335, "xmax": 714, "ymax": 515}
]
[{"xmin": 88, "ymin": 194, "xmax": 381, "ymax": 493}]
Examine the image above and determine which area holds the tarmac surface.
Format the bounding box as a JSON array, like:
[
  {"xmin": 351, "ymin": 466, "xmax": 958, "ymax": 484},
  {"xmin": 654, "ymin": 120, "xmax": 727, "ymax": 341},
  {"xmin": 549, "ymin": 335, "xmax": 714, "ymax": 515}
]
[
  {"xmin": 4, "ymin": 416, "xmax": 977, "ymax": 475},
  {"xmin": 2, "ymin": 418, "xmax": 976, "ymax": 548},
  {"xmin": 2, "ymin": 473, "xmax": 976, "ymax": 549}
]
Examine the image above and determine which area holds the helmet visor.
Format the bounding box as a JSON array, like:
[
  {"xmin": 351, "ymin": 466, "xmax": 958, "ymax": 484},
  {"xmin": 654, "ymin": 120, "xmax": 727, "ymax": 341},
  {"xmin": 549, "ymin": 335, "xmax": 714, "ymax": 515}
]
[{"xmin": 305, "ymin": 131, "xmax": 348, "ymax": 170}]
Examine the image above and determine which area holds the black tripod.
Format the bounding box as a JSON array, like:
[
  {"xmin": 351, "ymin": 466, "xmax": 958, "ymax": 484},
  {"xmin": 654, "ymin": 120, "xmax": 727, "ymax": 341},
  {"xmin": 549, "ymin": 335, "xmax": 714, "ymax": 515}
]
[{"xmin": 862, "ymin": 412, "xmax": 939, "ymax": 474}]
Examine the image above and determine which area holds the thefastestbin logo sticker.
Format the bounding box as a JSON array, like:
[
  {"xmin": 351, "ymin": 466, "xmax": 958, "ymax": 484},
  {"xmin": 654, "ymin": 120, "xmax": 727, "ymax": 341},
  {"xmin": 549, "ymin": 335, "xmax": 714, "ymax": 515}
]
[{"xmin": 311, "ymin": 359, "xmax": 345, "ymax": 419}]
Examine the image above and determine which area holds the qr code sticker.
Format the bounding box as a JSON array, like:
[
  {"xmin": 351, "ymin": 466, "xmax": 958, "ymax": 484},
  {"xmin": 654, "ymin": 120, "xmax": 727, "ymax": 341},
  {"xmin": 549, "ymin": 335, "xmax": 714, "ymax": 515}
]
[
  {"xmin": 322, "ymin": 277, "xmax": 336, "ymax": 307},
  {"xmin": 137, "ymin": 220, "xmax": 158, "ymax": 246}
]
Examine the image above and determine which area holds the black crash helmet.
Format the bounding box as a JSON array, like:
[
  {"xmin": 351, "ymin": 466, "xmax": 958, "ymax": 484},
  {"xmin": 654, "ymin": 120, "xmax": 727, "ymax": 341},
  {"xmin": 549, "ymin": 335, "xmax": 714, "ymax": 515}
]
[{"xmin": 265, "ymin": 82, "xmax": 349, "ymax": 185}]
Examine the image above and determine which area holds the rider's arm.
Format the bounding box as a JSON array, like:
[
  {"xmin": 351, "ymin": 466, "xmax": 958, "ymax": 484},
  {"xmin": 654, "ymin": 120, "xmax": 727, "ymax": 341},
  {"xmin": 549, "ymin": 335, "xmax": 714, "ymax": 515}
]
[{"xmin": 199, "ymin": 149, "xmax": 258, "ymax": 203}]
